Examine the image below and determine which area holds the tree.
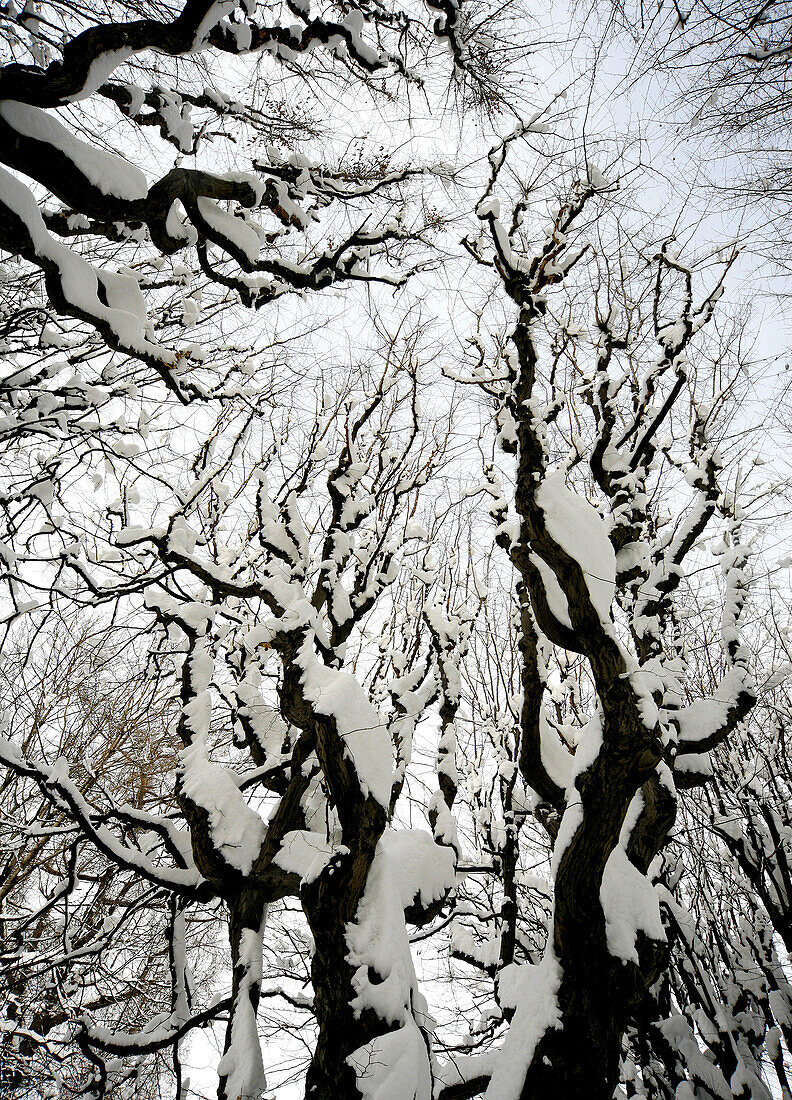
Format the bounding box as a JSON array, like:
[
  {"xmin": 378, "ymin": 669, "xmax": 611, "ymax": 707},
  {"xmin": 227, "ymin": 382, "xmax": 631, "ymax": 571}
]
[
  {"xmin": 0, "ymin": 624, "xmax": 207, "ymax": 1100},
  {"xmin": 624, "ymin": 593, "xmax": 792, "ymax": 1100},
  {"xmin": 0, "ymin": 1, "xmax": 783, "ymax": 1097},
  {"xmin": 0, "ymin": 0, "xmax": 513, "ymax": 1093},
  {"xmin": 419, "ymin": 130, "xmax": 757, "ymax": 1099},
  {"xmin": 0, "ymin": 0, "xmax": 507, "ymax": 393},
  {"xmin": 0, "ymin": 301, "xmax": 469, "ymax": 1097}
]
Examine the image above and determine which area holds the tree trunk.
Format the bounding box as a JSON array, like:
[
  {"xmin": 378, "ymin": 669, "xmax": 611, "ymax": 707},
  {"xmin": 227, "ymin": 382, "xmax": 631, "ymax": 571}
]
[
  {"xmin": 302, "ymin": 843, "xmax": 387, "ymax": 1100},
  {"xmin": 218, "ymin": 886, "xmax": 269, "ymax": 1100}
]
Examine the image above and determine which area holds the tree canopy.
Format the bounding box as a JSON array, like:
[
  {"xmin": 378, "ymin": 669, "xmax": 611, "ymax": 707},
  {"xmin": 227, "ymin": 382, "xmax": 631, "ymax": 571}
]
[{"xmin": 1, "ymin": 1, "xmax": 791, "ymax": 1099}]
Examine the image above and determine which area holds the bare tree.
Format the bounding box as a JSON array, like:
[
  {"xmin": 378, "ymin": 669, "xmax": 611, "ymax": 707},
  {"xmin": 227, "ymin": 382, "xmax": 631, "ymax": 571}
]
[
  {"xmin": 593, "ymin": 0, "xmax": 792, "ymax": 259},
  {"xmin": 0, "ymin": 623, "xmax": 208, "ymax": 1099},
  {"xmin": 0, "ymin": 309, "xmax": 473, "ymax": 1098}
]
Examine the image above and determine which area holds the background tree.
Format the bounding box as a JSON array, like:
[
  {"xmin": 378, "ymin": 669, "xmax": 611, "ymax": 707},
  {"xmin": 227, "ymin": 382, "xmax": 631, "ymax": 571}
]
[
  {"xmin": 0, "ymin": 0, "xmax": 512, "ymax": 392},
  {"xmin": 585, "ymin": 0, "xmax": 792, "ymax": 268},
  {"xmin": 0, "ymin": 624, "xmax": 216, "ymax": 1100}
]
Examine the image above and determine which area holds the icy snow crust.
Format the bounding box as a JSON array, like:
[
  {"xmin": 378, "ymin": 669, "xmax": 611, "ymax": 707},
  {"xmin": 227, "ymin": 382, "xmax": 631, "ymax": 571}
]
[{"xmin": 534, "ymin": 470, "xmax": 617, "ymax": 625}]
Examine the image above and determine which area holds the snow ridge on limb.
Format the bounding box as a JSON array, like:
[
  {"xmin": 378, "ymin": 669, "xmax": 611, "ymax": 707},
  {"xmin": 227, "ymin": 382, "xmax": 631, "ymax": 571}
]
[
  {"xmin": 425, "ymin": 594, "xmax": 476, "ymax": 855},
  {"xmin": 0, "ymin": 735, "xmax": 202, "ymax": 892},
  {"xmin": 672, "ymin": 526, "xmax": 755, "ymax": 776},
  {"xmin": 534, "ymin": 469, "xmax": 617, "ymax": 628},
  {"xmin": 178, "ymin": 640, "xmax": 267, "ymax": 876},
  {"xmin": 297, "ymin": 637, "xmax": 393, "ymax": 810},
  {"xmin": 217, "ymin": 919, "xmax": 269, "ymax": 1100}
]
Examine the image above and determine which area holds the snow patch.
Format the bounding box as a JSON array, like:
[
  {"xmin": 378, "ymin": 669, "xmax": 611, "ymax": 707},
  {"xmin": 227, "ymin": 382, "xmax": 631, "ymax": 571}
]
[
  {"xmin": 484, "ymin": 954, "xmax": 562, "ymax": 1100},
  {"xmin": 348, "ymin": 1020, "xmax": 431, "ymax": 1100},
  {"xmin": 347, "ymin": 829, "xmax": 455, "ymax": 1023},
  {"xmin": 298, "ymin": 641, "xmax": 393, "ymax": 808},
  {"xmin": 600, "ymin": 846, "xmax": 664, "ymax": 964},
  {"xmin": 273, "ymin": 829, "xmax": 344, "ymax": 883},
  {"xmin": 0, "ymin": 101, "xmax": 148, "ymax": 200},
  {"xmin": 535, "ymin": 471, "xmax": 616, "ymax": 625},
  {"xmin": 217, "ymin": 921, "xmax": 268, "ymax": 1100}
]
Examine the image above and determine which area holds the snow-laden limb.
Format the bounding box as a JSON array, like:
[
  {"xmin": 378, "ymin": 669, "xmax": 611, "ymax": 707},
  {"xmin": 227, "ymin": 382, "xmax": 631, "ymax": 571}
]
[
  {"xmin": 47, "ymin": 892, "xmax": 207, "ymax": 1084},
  {"xmin": 179, "ymin": 642, "xmax": 266, "ymax": 876},
  {"xmin": 0, "ymin": 736, "xmax": 202, "ymax": 892},
  {"xmin": 298, "ymin": 637, "xmax": 394, "ymax": 809},
  {"xmin": 0, "ymin": 0, "xmax": 376, "ymax": 107},
  {"xmin": 675, "ymin": 535, "xmax": 755, "ymax": 763},
  {"xmin": 389, "ymin": 661, "xmax": 437, "ymax": 813},
  {"xmin": 434, "ymin": 1052, "xmax": 499, "ymax": 1099},
  {"xmin": 0, "ymin": 165, "xmax": 173, "ymax": 368},
  {"xmin": 534, "ymin": 470, "xmax": 616, "ymax": 628},
  {"xmin": 273, "ymin": 829, "xmax": 345, "ymax": 883},
  {"xmin": 195, "ymin": 195, "xmax": 261, "ymax": 264},
  {"xmin": 425, "ymin": 599, "xmax": 475, "ymax": 855},
  {"xmin": 677, "ymin": 679, "xmax": 745, "ymax": 745},
  {"xmin": 29, "ymin": 346, "xmax": 445, "ymax": 1093},
  {"xmin": 537, "ymin": 711, "xmax": 575, "ymax": 791},
  {"xmin": 80, "ymin": 1000, "xmax": 232, "ymax": 1054},
  {"xmin": 0, "ymin": 150, "xmax": 430, "ymax": 397},
  {"xmin": 0, "ymin": 100, "xmax": 148, "ymax": 199},
  {"xmin": 600, "ymin": 796, "xmax": 664, "ymax": 965},
  {"xmin": 529, "ymin": 551, "xmax": 572, "ymax": 630}
]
